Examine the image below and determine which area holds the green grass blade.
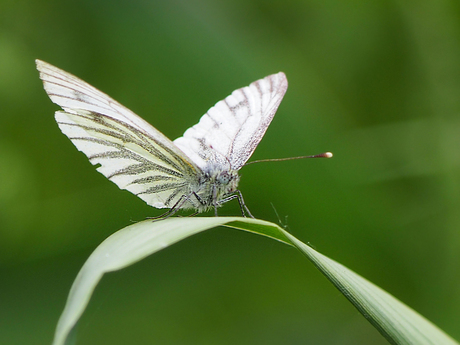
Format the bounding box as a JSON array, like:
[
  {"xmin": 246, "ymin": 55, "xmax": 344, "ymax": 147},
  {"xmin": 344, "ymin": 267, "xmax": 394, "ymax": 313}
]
[
  {"xmin": 52, "ymin": 217, "xmax": 458, "ymax": 345},
  {"xmin": 283, "ymin": 232, "xmax": 458, "ymax": 345}
]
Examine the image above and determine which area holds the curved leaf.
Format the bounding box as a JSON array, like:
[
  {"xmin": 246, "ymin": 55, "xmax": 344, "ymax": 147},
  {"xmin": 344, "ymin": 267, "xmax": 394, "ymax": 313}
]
[{"xmin": 53, "ymin": 217, "xmax": 458, "ymax": 345}]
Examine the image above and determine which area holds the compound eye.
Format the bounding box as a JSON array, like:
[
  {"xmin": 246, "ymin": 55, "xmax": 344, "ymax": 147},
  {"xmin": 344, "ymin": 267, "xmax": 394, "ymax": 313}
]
[{"xmin": 217, "ymin": 172, "xmax": 230, "ymax": 184}]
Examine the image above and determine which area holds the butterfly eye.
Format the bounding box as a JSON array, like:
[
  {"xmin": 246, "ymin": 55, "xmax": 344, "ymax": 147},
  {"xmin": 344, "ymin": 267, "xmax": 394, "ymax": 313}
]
[{"xmin": 217, "ymin": 172, "xmax": 231, "ymax": 185}]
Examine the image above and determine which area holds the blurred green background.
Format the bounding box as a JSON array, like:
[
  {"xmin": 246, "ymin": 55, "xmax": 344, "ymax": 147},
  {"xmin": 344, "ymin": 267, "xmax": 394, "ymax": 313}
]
[{"xmin": 1, "ymin": 0, "xmax": 459, "ymax": 344}]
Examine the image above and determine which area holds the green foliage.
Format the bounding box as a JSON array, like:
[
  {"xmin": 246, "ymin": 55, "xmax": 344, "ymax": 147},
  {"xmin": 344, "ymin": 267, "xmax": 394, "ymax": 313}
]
[{"xmin": 54, "ymin": 218, "xmax": 457, "ymax": 345}]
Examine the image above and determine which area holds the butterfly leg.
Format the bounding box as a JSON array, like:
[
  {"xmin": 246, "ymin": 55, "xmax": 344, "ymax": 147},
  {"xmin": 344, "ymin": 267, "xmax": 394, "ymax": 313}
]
[
  {"xmin": 149, "ymin": 193, "xmax": 197, "ymax": 221},
  {"xmin": 148, "ymin": 197, "xmax": 186, "ymax": 221},
  {"xmin": 234, "ymin": 190, "xmax": 254, "ymax": 218},
  {"xmin": 187, "ymin": 191, "xmax": 221, "ymax": 216},
  {"xmin": 218, "ymin": 190, "xmax": 254, "ymax": 218}
]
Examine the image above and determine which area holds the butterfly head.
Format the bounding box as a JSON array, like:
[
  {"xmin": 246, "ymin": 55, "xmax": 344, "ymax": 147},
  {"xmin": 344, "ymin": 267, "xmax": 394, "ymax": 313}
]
[
  {"xmin": 196, "ymin": 164, "xmax": 240, "ymax": 205},
  {"xmin": 216, "ymin": 170, "xmax": 240, "ymax": 194},
  {"xmin": 204, "ymin": 164, "xmax": 239, "ymax": 188}
]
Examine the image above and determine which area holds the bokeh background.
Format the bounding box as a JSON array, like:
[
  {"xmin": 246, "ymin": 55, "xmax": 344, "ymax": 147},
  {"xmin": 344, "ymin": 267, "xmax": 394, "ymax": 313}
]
[{"xmin": 1, "ymin": 0, "xmax": 460, "ymax": 344}]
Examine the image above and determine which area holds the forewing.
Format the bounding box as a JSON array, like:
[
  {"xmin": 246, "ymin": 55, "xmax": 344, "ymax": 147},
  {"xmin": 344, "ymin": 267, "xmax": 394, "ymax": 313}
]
[
  {"xmin": 37, "ymin": 60, "xmax": 199, "ymax": 209},
  {"xmin": 173, "ymin": 72, "xmax": 288, "ymax": 170}
]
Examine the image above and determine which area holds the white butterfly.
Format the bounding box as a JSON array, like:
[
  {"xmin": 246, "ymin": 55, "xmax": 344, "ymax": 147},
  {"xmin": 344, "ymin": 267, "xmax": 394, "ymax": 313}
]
[{"xmin": 36, "ymin": 60, "xmax": 289, "ymax": 218}]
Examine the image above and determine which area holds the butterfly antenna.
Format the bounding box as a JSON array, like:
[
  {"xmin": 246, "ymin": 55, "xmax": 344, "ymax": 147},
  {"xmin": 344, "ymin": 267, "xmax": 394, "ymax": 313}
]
[{"xmin": 245, "ymin": 152, "xmax": 333, "ymax": 166}]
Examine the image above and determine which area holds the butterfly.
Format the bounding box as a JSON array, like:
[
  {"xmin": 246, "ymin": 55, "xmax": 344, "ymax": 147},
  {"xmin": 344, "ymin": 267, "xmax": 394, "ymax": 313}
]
[{"xmin": 36, "ymin": 60, "xmax": 292, "ymax": 219}]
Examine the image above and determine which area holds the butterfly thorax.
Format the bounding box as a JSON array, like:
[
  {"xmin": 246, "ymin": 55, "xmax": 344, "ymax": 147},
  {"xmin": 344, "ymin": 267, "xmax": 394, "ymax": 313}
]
[{"xmin": 192, "ymin": 164, "xmax": 240, "ymax": 211}]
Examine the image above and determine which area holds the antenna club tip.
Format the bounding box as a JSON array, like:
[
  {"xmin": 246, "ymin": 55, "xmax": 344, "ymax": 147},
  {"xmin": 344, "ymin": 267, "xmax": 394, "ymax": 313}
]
[{"xmin": 325, "ymin": 152, "xmax": 333, "ymax": 158}]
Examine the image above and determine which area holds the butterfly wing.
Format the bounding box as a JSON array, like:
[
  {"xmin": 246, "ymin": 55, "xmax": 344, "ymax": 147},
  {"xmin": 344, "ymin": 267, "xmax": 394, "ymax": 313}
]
[
  {"xmin": 36, "ymin": 60, "xmax": 200, "ymax": 209},
  {"xmin": 173, "ymin": 72, "xmax": 288, "ymax": 171}
]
